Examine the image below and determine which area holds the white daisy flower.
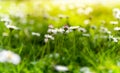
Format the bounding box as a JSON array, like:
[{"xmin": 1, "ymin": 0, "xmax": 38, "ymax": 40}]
[
  {"xmin": 110, "ymin": 21, "xmax": 118, "ymax": 25},
  {"xmin": 82, "ymin": 33, "xmax": 90, "ymax": 37},
  {"xmin": 0, "ymin": 15, "xmax": 11, "ymax": 22},
  {"xmin": 114, "ymin": 27, "xmax": 120, "ymax": 31},
  {"xmin": 5, "ymin": 24, "xmax": 20, "ymax": 30},
  {"xmin": 63, "ymin": 25, "xmax": 69, "ymax": 31},
  {"xmin": 78, "ymin": 27, "xmax": 87, "ymax": 32},
  {"xmin": 77, "ymin": 8, "xmax": 84, "ymax": 14},
  {"xmin": 48, "ymin": 24, "xmax": 54, "ymax": 29},
  {"xmin": 109, "ymin": 35, "xmax": 114, "ymax": 39},
  {"xmin": 45, "ymin": 34, "xmax": 54, "ymax": 40},
  {"xmin": 49, "ymin": 53, "xmax": 59, "ymax": 58},
  {"xmin": 113, "ymin": 8, "xmax": 120, "ymax": 19},
  {"xmin": 100, "ymin": 35, "xmax": 108, "ymax": 39},
  {"xmin": 66, "ymin": 29, "xmax": 73, "ymax": 34},
  {"xmin": 80, "ymin": 67, "xmax": 92, "ymax": 73},
  {"xmin": 113, "ymin": 8, "xmax": 120, "ymax": 15},
  {"xmin": 106, "ymin": 31, "xmax": 111, "ymax": 34},
  {"xmin": 115, "ymin": 12, "xmax": 120, "ymax": 19},
  {"xmin": 68, "ymin": 4, "xmax": 74, "ymax": 10},
  {"xmin": 69, "ymin": 26, "xmax": 80, "ymax": 30},
  {"xmin": 84, "ymin": 19, "xmax": 90, "ymax": 25},
  {"xmin": 58, "ymin": 28, "xmax": 65, "ymax": 33},
  {"xmin": 100, "ymin": 27, "xmax": 110, "ymax": 34},
  {"xmin": 117, "ymin": 61, "xmax": 120, "ymax": 66},
  {"xmin": 52, "ymin": 28, "xmax": 58, "ymax": 34},
  {"xmin": 60, "ymin": 5, "xmax": 66, "ymax": 11},
  {"xmin": 90, "ymin": 25, "xmax": 97, "ymax": 30},
  {"xmin": 112, "ymin": 37, "xmax": 118, "ymax": 42},
  {"xmin": 32, "ymin": 32, "xmax": 40, "ymax": 37},
  {"xmin": 47, "ymin": 29, "xmax": 53, "ymax": 33},
  {"xmin": 54, "ymin": 65, "xmax": 68, "ymax": 72},
  {"xmin": 48, "ymin": 28, "xmax": 58, "ymax": 34},
  {"xmin": 0, "ymin": 50, "xmax": 21, "ymax": 65},
  {"xmin": 85, "ymin": 7, "xmax": 93, "ymax": 15},
  {"xmin": 44, "ymin": 38, "xmax": 49, "ymax": 43}
]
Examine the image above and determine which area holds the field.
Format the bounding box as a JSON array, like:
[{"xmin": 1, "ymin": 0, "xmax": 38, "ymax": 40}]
[{"xmin": 0, "ymin": 0, "xmax": 120, "ymax": 73}]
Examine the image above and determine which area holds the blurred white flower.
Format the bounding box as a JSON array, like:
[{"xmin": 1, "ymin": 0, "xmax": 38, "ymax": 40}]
[
  {"xmin": 84, "ymin": 19, "xmax": 90, "ymax": 25},
  {"xmin": 107, "ymin": 31, "xmax": 111, "ymax": 34},
  {"xmin": 60, "ymin": 5, "xmax": 66, "ymax": 11},
  {"xmin": 52, "ymin": 28, "xmax": 58, "ymax": 34},
  {"xmin": 77, "ymin": 8, "xmax": 84, "ymax": 14},
  {"xmin": 32, "ymin": 32, "xmax": 40, "ymax": 37},
  {"xmin": 2, "ymin": 32, "xmax": 9, "ymax": 37},
  {"xmin": 115, "ymin": 12, "xmax": 120, "ymax": 19},
  {"xmin": 109, "ymin": 35, "xmax": 118, "ymax": 42},
  {"xmin": 69, "ymin": 26, "xmax": 79, "ymax": 30},
  {"xmin": 0, "ymin": 50, "xmax": 21, "ymax": 65},
  {"xmin": 80, "ymin": 67, "xmax": 92, "ymax": 73},
  {"xmin": 5, "ymin": 24, "xmax": 20, "ymax": 30},
  {"xmin": 49, "ymin": 53, "xmax": 59, "ymax": 58},
  {"xmin": 0, "ymin": 15, "xmax": 11, "ymax": 22},
  {"xmin": 85, "ymin": 7, "xmax": 93, "ymax": 15},
  {"xmin": 44, "ymin": 38, "xmax": 49, "ymax": 43},
  {"xmin": 58, "ymin": 28, "xmax": 65, "ymax": 33},
  {"xmin": 47, "ymin": 29, "xmax": 53, "ymax": 33},
  {"xmin": 113, "ymin": 8, "xmax": 120, "ymax": 19},
  {"xmin": 112, "ymin": 37, "xmax": 118, "ymax": 42},
  {"xmin": 117, "ymin": 61, "xmax": 120, "ymax": 66},
  {"xmin": 44, "ymin": 5, "xmax": 51, "ymax": 11},
  {"xmin": 78, "ymin": 27, "xmax": 87, "ymax": 32},
  {"xmin": 54, "ymin": 65, "xmax": 68, "ymax": 72},
  {"xmin": 110, "ymin": 21, "xmax": 118, "ymax": 25},
  {"xmin": 48, "ymin": 24, "xmax": 54, "ymax": 29},
  {"xmin": 68, "ymin": 4, "xmax": 74, "ymax": 10},
  {"xmin": 113, "ymin": 8, "xmax": 120, "ymax": 15},
  {"xmin": 63, "ymin": 25, "xmax": 69, "ymax": 31},
  {"xmin": 114, "ymin": 27, "xmax": 120, "ymax": 31},
  {"xmin": 48, "ymin": 28, "xmax": 58, "ymax": 34},
  {"xmin": 100, "ymin": 35, "xmax": 108, "ymax": 39},
  {"xmin": 109, "ymin": 35, "xmax": 114, "ymax": 39},
  {"xmin": 66, "ymin": 29, "xmax": 73, "ymax": 33},
  {"xmin": 100, "ymin": 27, "xmax": 110, "ymax": 34},
  {"xmin": 108, "ymin": 69, "xmax": 113, "ymax": 73},
  {"xmin": 45, "ymin": 34, "xmax": 54, "ymax": 40},
  {"xmin": 82, "ymin": 33, "xmax": 90, "ymax": 37},
  {"xmin": 91, "ymin": 25, "xmax": 97, "ymax": 29}
]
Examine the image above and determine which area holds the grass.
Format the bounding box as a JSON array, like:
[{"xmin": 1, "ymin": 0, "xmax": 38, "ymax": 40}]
[{"xmin": 0, "ymin": 1, "xmax": 120, "ymax": 73}]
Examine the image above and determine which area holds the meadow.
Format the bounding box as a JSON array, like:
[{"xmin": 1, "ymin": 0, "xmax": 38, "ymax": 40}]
[{"xmin": 0, "ymin": 1, "xmax": 120, "ymax": 73}]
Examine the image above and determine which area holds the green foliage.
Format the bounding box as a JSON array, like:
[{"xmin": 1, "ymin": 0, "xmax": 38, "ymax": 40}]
[{"xmin": 0, "ymin": 1, "xmax": 120, "ymax": 73}]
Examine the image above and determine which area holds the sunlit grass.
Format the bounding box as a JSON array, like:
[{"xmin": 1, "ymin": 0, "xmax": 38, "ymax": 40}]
[{"xmin": 0, "ymin": 0, "xmax": 120, "ymax": 73}]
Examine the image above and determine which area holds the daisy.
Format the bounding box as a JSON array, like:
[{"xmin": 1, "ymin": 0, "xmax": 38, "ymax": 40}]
[
  {"xmin": 45, "ymin": 34, "xmax": 54, "ymax": 40},
  {"xmin": 32, "ymin": 32, "xmax": 40, "ymax": 37},
  {"xmin": 0, "ymin": 50, "xmax": 21, "ymax": 65},
  {"xmin": 80, "ymin": 67, "xmax": 92, "ymax": 73},
  {"xmin": 44, "ymin": 38, "xmax": 49, "ymax": 43},
  {"xmin": 84, "ymin": 19, "xmax": 90, "ymax": 25},
  {"xmin": 54, "ymin": 65, "xmax": 68, "ymax": 72},
  {"xmin": 110, "ymin": 21, "xmax": 118, "ymax": 25},
  {"xmin": 48, "ymin": 24, "xmax": 54, "ymax": 29},
  {"xmin": 114, "ymin": 27, "xmax": 120, "ymax": 31},
  {"xmin": 78, "ymin": 27, "xmax": 87, "ymax": 32},
  {"xmin": 5, "ymin": 24, "xmax": 20, "ymax": 30},
  {"xmin": 57, "ymin": 28, "xmax": 65, "ymax": 33},
  {"xmin": 69, "ymin": 26, "xmax": 80, "ymax": 30}
]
